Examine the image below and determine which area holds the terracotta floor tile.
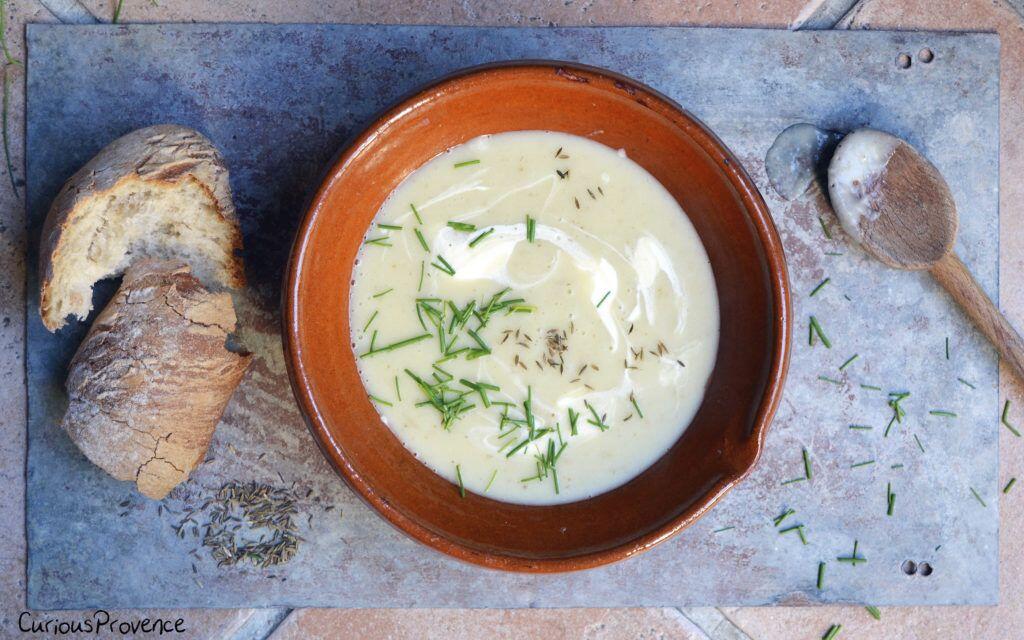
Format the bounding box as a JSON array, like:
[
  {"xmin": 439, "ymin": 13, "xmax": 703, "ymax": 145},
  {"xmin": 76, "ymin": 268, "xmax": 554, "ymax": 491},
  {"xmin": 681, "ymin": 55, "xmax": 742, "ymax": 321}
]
[{"xmin": 270, "ymin": 608, "xmax": 709, "ymax": 640}]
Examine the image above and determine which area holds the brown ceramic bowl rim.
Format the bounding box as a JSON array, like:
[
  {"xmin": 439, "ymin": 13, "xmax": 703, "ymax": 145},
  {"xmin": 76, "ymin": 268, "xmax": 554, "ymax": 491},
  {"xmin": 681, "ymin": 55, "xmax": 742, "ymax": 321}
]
[{"xmin": 284, "ymin": 60, "xmax": 791, "ymax": 572}]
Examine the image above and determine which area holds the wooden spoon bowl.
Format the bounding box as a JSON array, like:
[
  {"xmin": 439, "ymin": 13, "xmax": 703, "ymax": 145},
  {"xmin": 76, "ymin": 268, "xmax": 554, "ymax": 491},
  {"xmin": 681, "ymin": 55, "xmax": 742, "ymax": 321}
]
[{"xmin": 284, "ymin": 62, "xmax": 791, "ymax": 572}]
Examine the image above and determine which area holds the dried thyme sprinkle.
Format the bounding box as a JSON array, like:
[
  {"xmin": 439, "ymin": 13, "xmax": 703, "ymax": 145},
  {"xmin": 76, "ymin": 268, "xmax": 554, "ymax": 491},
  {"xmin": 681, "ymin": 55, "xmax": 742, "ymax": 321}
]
[
  {"xmin": 410, "ymin": 203, "xmax": 423, "ymax": 224},
  {"xmin": 469, "ymin": 227, "xmax": 494, "ymax": 247},
  {"xmin": 596, "ymin": 290, "xmax": 611, "ymax": 308},
  {"xmin": 186, "ymin": 481, "xmax": 304, "ymax": 568},
  {"xmin": 809, "ymin": 316, "xmax": 831, "ymax": 348},
  {"xmin": 447, "ymin": 221, "xmax": 477, "ymax": 232},
  {"xmin": 414, "ymin": 227, "xmax": 430, "ymax": 252},
  {"xmin": 817, "ymin": 562, "xmax": 826, "ymax": 590},
  {"xmin": 454, "ymin": 159, "xmax": 480, "ymax": 168},
  {"xmin": 809, "ymin": 277, "xmax": 830, "ymax": 297},
  {"xmin": 1004, "ymin": 477, "xmax": 1017, "ymax": 494},
  {"xmin": 839, "ymin": 354, "xmax": 859, "ymax": 371},
  {"xmin": 865, "ymin": 605, "xmax": 881, "ymax": 621},
  {"xmin": 929, "ymin": 409, "xmax": 957, "ymax": 418},
  {"xmin": 970, "ymin": 486, "xmax": 987, "ymax": 507},
  {"xmin": 1002, "ymin": 401, "xmax": 1021, "ymax": 437},
  {"xmin": 802, "ymin": 448, "xmax": 812, "ymax": 480},
  {"xmin": 455, "ymin": 464, "xmax": 466, "ymax": 498}
]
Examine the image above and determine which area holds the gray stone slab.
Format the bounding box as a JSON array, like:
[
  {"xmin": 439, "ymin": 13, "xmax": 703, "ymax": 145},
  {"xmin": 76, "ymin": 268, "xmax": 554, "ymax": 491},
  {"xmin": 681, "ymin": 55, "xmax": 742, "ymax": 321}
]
[{"xmin": 25, "ymin": 24, "xmax": 1000, "ymax": 609}]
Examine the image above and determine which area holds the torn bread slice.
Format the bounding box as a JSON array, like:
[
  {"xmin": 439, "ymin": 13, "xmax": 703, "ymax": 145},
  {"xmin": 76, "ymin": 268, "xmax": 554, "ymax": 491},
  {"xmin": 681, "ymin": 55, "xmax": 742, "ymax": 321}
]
[
  {"xmin": 39, "ymin": 124, "xmax": 245, "ymax": 332},
  {"xmin": 62, "ymin": 259, "xmax": 252, "ymax": 499}
]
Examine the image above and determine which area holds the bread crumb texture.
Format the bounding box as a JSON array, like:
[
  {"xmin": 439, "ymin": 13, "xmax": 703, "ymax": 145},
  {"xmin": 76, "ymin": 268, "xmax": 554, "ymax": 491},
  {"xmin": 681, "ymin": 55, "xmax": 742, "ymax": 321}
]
[
  {"xmin": 62, "ymin": 259, "xmax": 252, "ymax": 499},
  {"xmin": 39, "ymin": 124, "xmax": 245, "ymax": 331}
]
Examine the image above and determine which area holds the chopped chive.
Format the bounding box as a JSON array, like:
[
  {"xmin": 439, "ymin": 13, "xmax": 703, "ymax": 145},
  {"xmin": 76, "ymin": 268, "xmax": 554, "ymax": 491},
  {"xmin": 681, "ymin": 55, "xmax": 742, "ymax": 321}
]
[
  {"xmin": 410, "ymin": 203, "xmax": 423, "ymax": 224},
  {"xmin": 809, "ymin": 316, "xmax": 831, "ymax": 348},
  {"xmin": 568, "ymin": 407, "xmax": 580, "ymax": 436},
  {"xmin": 817, "ymin": 562, "xmax": 825, "ymax": 590},
  {"xmin": 360, "ymin": 332, "xmax": 432, "ymax": 357},
  {"xmin": 431, "ymin": 255, "xmax": 456, "ymax": 276},
  {"xmin": 372, "ymin": 288, "xmax": 394, "ymax": 298},
  {"xmin": 378, "ymin": 223, "xmax": 403, "ymax": 232},
  {"xmin": 394, "ymin": 376, "xmax": 402, "ymax": 402},
  {"xmin": 860, "ymin": 384, "xmax": 882, "ymax": 391},
  {"xmin": 526, "ymin": 215, "xmax": 536, "ymax": 242},
  {"xmin": 809, "ymin": 277, "xmax": 830, "ymax": 297},
  {"xmin": 773, "ymin": 508, "xmax": 796, "ymax": 526},
  {"xmin": 929, "ymin": 410, "xmax": 957, "ymax": 418},
  {"xmin": 362, "ymin": 309, "xmax": 379, "ymax": 332},
  {"xmin": 914, "ymin": 433, "xmax": 925, "ymax": 453},
  {"xmin": 447, "ymin": 221, "xmax": 477, "ymax": 232},
  {"xmin": 957, "ymin": 377, "xmax": 976, "ymax": 390},
  {"xmin": 850, "ymin": 459, "xmax": 875, "ymax": 469},
  {"xmin": 865, "ymin": 605, "xmax": 881, "ymax": 621},
  {"xmin": 364, "ymin": 236, "xmax": 392, "ymax": 247},
  {"xmin": 839, "ymin": 354, "xmax": 859, "ymax": 371},
  {"xmin": 583, "ymin": 399, "xmax": 609, "ymax": 431},
  {"xmin": 713, "ymin": 526, "xmax": 735, "ymax": 533},
  {"xmin": 596, "ymin": 290, "xmax": 611, "ymax": 308},
  {"xmin": 818, "ymin": 375, "xmax": 842, "ymax": 385},
  {"xmin": 630, "ymin": 393, "xmax": 644, "ymax": 419},
  {"xmin": 848, "ymin": 424, "xmax": 873, "ymax": 430},
  {"xmin": 802, "ymin": 448, "xmax": 812, "ymax": 480},
  {"xmin": 1002, "ymin": 401, "xmax": 1021, "ymax": 437},
  {"xmin": 818, "ymin": 215, "xmax": 833, "ymax": 239},
  {"xmin": 836, "ymin": 539, "xmax": 866, "ymax": 565},
  {"xmin": 414, "ymin": 227, "xmax": 430, "ymax": 252},
  {"xmin": 886, "ymin": 482, "xmax": 895, "ymax": 516},
  {"xmin": 368, "ymin": 394, "xmax": 393, "ymax": 407},
  {"xmin": 469, "ymin": 227, "xmax": 494, "ymax": 247},
  {"xmin": 945, "ymin": 336, "xmax": 950, "ymax": 360},
  {"xmin": 1004, "ymin": 477, "xmax": 1017, "ymax": 494},
  {"xmin": 455, "ymin": 464, "xmax": 466, "ymax": 498},
  {"xmin": 781, "ymin": 476, "xmax": 806, "ymax": 486},
  {"xmin": 970, "ymin": 487, "xmax": 987, "ymax": 507},
  {"xmin": 484, "ymin": 469, "xmax": 498, "ymax": 492},
  {"xmin": 822, "ymin": 624, "xmax": 842, "ymax": 640},
  {"xmin": 779, "ymin": 524, "xmax": 807, "ymax": 544},
  {"xmin": 418, "ymin": 261, "xmax": 425, "ymax": 292},
  {"xmin": 454, "ymin": 159, "xmax": 480, "ymax": 168}
]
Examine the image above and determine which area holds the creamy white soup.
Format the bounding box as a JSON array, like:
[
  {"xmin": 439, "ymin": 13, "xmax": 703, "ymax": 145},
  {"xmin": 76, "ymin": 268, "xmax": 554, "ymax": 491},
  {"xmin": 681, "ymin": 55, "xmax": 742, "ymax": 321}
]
[{"xmin": 349, "ymin": 131, "xmax": 719, "ymax": 505}]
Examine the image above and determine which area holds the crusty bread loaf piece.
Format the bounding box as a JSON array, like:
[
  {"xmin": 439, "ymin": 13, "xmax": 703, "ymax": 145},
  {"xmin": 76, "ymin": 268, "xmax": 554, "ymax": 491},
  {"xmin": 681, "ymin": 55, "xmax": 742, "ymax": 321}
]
[
  {"xmin": 39, "ymin": 124, "xmax": 245, "ymax": 332},
  {"xmin": 62, "ymin": 259, "xmax": 252, "ymax": 499}
]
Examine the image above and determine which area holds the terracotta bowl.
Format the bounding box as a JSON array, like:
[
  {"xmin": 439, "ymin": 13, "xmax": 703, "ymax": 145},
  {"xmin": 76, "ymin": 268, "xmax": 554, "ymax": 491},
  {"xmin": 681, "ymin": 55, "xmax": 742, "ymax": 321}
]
[{"xmin": 284, "ymin": 62, "xmax": 791, "ymax": 572}]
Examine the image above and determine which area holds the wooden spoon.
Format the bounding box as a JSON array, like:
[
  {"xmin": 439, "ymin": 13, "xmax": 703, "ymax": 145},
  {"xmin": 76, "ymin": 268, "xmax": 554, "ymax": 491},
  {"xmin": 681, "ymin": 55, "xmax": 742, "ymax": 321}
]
[{"xmin": 827, "ymin": 128, "xmax": 1024, "ymax": 382}]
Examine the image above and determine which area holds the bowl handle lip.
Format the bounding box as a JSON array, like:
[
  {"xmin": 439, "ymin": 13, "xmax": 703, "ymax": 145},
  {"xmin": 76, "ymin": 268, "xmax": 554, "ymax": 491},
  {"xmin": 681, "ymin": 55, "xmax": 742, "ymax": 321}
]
[{"xmin": 281, "ymin": 60, "xmax": 793, "ymax": 572}]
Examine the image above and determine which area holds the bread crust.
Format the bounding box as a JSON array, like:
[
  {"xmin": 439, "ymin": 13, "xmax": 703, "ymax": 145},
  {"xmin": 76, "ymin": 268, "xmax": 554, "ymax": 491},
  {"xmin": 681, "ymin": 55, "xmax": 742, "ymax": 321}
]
[
  {"xmin": 39, "ymin": 124, "xmax": 245, "ymax": 331},
  {"xmin": 62, "ymin": 259, "xmax": 252, "ymax": 499}
]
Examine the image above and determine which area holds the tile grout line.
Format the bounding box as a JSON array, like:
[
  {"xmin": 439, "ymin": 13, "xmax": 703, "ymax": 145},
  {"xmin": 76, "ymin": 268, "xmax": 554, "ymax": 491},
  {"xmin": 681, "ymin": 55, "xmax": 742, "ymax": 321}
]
[{"xmin": 677, "ymin": 607, "xmax": 753, "ymax": 640}]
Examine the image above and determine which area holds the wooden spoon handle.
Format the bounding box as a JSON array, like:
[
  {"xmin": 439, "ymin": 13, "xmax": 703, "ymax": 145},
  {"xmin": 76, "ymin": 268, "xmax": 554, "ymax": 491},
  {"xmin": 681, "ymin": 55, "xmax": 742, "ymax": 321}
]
[{"xmin": 931, "ymin": 252, "xmax": 1024, "ymax": 383}]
